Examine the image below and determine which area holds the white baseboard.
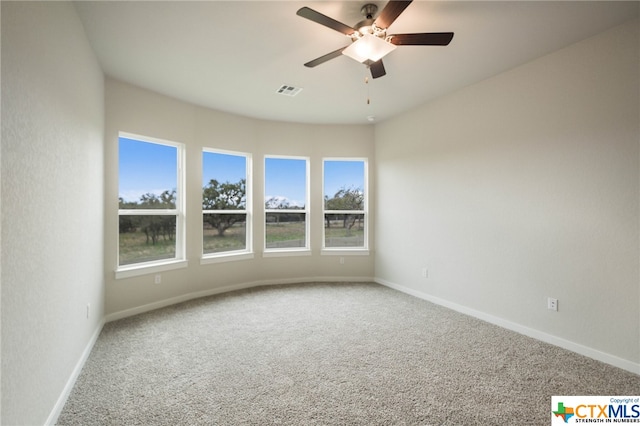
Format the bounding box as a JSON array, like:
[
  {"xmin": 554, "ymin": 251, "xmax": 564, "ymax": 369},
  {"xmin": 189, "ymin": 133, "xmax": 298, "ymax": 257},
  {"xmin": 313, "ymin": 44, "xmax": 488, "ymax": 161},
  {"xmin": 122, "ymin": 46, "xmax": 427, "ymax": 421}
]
[
  {"xmin": 375, "ymin": 277, "xmax": 640, "ymax": 376},
  {"xmin": 105, "ymin": 276, "xmax": 374, "ymax": 323},
  {"xmin": 46, "ymin": 318, "xmax": 105, "ymax": 425}
]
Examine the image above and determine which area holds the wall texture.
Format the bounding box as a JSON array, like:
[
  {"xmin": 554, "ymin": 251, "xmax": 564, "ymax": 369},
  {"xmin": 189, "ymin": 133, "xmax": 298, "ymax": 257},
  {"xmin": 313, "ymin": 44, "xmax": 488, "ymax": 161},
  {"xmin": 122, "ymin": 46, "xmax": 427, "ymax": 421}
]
[
  {"xmin": 1, "ymin": 2, "xmax": 105, "ymax": 424},
  {"xmin": 104, "ymin": 79, "xmax": 376, "ymax": 317},
  {"xmin": 375, "ymin": 18, "xmax": 639, "ymax": 371}
]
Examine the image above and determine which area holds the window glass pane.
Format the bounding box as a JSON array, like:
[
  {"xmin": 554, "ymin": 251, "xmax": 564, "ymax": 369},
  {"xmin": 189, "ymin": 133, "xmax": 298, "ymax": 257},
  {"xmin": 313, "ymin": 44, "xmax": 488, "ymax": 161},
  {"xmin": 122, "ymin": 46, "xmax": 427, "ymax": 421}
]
[
  {"xmin": 119, "ymin": 138, "xmax": 177, "ymax": 209},
  {"xmin": 265, "ymin": 158, "xmax": 306, "ymax": 209},
  {"xmin": 266, "ymin": 213, "xmax": 306, "ymax": 248},
  {"xmin": 324, "ymin": 160, "xmax": 364, "ymax": 210},
  {"xmin": 119, "ymin": 215, "xmax": 177, "ymax": 265},
  {"xmin": 202, "ymin": 151, "xmax": 249, "ymax": 256},
  {"xmin": 203, "ymin": 213, "xmax": 247, "ymax": 254},
  {"xmin": 202, "ymin": 152, "xmax": 246, "ymax": 210},
  {"xmin": 325, "ymin": 214, "xmax": 365, "ymax": 248},
  {"xmin": 323, "ymin": 159, "xmax": 366, "ymax": 250}
]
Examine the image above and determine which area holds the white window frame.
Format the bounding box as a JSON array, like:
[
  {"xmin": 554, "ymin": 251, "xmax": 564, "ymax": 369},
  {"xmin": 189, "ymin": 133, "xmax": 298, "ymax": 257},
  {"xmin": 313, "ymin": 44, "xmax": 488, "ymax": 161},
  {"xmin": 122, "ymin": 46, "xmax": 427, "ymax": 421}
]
[
  {"xmin": 201, "ymin": 148, "xmax": 253, "ymax": 264},
  {"xmin": 264, "ymin": 155, "xmax": 310, "ymax": 256},
  {"xmin": 116, "ymin": 132, "xmax": 187, "ymax": 278},
  {"xmin": 321, "ymin": 157, "xmax": 369, "ymax": 255}
]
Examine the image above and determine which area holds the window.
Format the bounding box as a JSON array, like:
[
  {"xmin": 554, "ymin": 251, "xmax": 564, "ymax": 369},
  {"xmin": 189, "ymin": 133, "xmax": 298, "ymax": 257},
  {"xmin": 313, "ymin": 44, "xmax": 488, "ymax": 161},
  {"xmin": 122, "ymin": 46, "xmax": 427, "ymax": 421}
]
[
  {"xmin": 202, "ymin": 149, "xmax": 252, "ymax": 258},
  {"xmin": 264, "ymin": 156, "xmax": 309, "ymax": 252},
  {"xmin": 118, "ymin": 133, "xmax": 185, "ymax": 270},
  {"xmin": 323, "ymin": 159, "xmax": 367, "ymax": 250}
]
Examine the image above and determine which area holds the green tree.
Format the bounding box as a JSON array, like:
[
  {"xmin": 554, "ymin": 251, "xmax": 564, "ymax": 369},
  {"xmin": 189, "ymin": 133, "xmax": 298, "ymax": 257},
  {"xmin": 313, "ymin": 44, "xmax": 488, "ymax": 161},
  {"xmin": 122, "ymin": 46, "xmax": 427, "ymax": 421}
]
[
  {"xmin": 265, "ymin": 197, "xmax": 306, "ymax": 223},
  {"xmin": 118, "ymin": 197, "xmax": 137, "ymax": 233},
  {"xmin": 118, "ymin": 191, "xmax": 176, "ymax": 245},
  {"xmin": 138, "ymin": 190, "xmax": 176, "ymax": 209},
  {"xmin": 203, "ymin": 179, "xmax": 246, "ymax": 236},
  {"xmin": 265, "ymin": 197, "xmax": 290, "ymax": 210},
  {"xmin": 326, "ymin": 186, "xmax": 363, "ymax": 210},
  {"xmin": 325, "ymin": 186, "xmax": 364, "ymax": 230},
  {"xmin": 139, "ymin": 190, "xmax": 176, "ymax": 244}
]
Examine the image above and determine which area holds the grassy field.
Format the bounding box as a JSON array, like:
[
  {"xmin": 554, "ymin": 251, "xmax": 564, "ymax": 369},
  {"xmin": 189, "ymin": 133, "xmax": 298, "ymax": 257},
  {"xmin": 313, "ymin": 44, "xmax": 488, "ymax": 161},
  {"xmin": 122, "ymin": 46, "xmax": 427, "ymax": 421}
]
[
  {"xmin": 203, "ymin": 223, "xmax": 246, "ymax": 254},
  {"xmin": 119, "ymin": 231, "xmax": 176, "ymax": 265},
  {"xmin": 265, "ymin": 221, "xmax": 305, "ymax": 248},
  {"xmin": 203, "ymin": 222, "xmax": 308, "ymax": 251},
  {"xmin": 120, "ymin": 220, "xmax": 365, "ymax": 264},
  {"xmin": 325, "ymin": 221, "xmax": 364, "ymax": 247}
]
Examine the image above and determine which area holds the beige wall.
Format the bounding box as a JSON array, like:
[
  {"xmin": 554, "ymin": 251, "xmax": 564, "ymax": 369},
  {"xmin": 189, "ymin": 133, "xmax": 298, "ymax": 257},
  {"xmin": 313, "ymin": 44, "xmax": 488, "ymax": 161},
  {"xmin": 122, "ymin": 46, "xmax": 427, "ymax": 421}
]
[
  {"xmin": 104, "ymin": 79, "xmax": 376, "ymax": 317},
  {"xmin": 1, "ymin": 2, "xmax": 105, "ymax": 424},
  {"xmin": 374, "ymin": 18, "xmax": 640, "ymax": 371}
]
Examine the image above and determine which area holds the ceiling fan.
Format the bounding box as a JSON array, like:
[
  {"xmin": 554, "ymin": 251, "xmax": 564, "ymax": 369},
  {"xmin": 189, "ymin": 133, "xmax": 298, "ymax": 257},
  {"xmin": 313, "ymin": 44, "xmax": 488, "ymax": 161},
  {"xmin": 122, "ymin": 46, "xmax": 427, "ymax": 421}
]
[{"xmin": 296, "ymin": 1, "xmax": 454, "ymax": 79}]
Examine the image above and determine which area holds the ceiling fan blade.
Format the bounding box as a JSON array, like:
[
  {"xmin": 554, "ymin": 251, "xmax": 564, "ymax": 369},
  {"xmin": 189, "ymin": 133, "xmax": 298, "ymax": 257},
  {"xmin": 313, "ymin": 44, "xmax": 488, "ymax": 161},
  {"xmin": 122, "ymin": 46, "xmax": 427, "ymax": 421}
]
[
  {"xmin": 374, "ymin": 1, "xmax": 413, "ymax": 29},
  {"xmin": 368, "ymin": 60, "xmax": 387, "ymax": 79},
  {"xmin": 296, "ymin": 7, "xmax": 356, "ymax": 36},
  {"xmin": 304, "ymin": 46, "xmax": 349, "ymax": 68},
  {"xmin": 389, "ymin": 32, "xmax": 454, "ymax": 46}
]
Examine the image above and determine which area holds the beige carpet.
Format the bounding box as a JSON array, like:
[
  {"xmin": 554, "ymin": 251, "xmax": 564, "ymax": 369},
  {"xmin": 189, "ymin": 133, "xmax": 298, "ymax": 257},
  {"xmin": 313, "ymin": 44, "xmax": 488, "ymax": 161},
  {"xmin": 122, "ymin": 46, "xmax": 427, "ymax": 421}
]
[{"xmin": 57, "ymin": 282, "xmax": 639, "ymax": 425}]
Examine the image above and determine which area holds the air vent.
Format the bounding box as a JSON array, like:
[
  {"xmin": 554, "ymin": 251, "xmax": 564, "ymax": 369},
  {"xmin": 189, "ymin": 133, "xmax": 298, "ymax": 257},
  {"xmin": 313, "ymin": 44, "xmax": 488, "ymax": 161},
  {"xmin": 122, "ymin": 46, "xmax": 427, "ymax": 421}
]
[{"xmin": 276, "ymin": 85, "xmax": 302, "ymax": 97}]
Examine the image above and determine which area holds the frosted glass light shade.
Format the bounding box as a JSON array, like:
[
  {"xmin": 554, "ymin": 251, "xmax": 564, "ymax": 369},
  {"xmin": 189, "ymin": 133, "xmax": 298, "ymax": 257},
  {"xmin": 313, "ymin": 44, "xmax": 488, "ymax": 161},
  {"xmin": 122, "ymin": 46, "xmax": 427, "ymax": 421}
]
[{"xmin": 342, "ymin": 33, "xmax": 397, "ymax": 63}]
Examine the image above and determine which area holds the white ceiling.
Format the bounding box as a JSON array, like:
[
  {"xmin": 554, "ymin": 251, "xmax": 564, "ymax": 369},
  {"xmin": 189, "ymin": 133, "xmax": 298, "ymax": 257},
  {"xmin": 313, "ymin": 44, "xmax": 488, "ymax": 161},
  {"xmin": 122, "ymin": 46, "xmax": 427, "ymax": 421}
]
[{"xmin": 74, "ymin": 1, "xmax": 638, "ymax": 125}]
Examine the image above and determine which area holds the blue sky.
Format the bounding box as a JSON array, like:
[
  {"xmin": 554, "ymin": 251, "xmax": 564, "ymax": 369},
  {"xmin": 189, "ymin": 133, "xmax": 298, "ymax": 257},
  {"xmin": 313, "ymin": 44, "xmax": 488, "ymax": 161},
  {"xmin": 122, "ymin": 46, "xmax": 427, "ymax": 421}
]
[
  {"xmin": 119, "ymin": 137, "xmax": 177, "ymax": 202},
  {"xmin": 265, "ymin": 157, "xmax": 307, "ymax": 207},
  {"xmin": 203, "ymin": 151, "xmax": 246, "ymax": 187},
  {"xmin": 120, "ymin": 138, "xmax": 365, "ymax": 205},
  {"xmin": 324, "ymin": 160, "xmax": 365, "ymax": 198}
]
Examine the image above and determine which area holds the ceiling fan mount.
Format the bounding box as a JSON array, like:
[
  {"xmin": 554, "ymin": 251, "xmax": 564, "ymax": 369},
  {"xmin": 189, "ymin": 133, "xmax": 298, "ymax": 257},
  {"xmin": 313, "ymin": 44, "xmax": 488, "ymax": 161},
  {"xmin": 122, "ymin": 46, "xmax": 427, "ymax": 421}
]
[
  {"xmin": 360, "ymin": 3, "xmax": 378, "ymax": 19},
  {"xmin": 353, "ymin": 4, "xmax": 387, "ymax": 42},
  {"xmin": 296, "ymin": 1, "xmax": 454, "ymax": 79},
  {"xmin": 354, "ymin": 3, "xmax": 378, "ymax": 30}
]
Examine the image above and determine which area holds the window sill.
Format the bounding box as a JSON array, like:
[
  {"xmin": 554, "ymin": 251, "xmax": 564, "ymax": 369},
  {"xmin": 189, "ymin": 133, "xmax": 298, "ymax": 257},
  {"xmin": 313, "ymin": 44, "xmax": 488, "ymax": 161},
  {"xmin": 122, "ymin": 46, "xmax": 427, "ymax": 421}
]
[
  {"xmin": 321, "ymin": 249, "xmax": 370, "ymax": 256},
  {"xmin": 115, "ymin": 259, "xmax": 188, "ymax": 279},
  {"xmin": 263, "ymin": 249, "xmax": 312, "ymax": 258},
  {"xmin": 201, "ymin": 252, "xmax": 254, "ymax": 265}
]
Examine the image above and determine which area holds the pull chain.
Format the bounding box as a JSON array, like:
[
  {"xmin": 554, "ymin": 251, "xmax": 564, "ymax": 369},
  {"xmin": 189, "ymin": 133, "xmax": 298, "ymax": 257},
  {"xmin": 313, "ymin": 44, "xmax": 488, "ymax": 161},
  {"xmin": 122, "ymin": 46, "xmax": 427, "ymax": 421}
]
[
  {"xmin": 365, "ymin": 75, "xmax": 370, "ymax": 105},
  {"xmin": 364, "ymin": 67, "xmax": 376, "ymax": 123},
  {"xmin": 364, "ymin": 74, "xmax": 375, "ymax": 123}
]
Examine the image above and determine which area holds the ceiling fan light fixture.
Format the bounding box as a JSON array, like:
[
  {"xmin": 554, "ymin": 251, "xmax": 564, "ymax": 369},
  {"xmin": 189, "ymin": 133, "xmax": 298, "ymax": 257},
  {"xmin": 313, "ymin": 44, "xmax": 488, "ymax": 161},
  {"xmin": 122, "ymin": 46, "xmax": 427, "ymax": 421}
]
[{"xmin": 342, "ymin": 33, "xmax": 397, "ymax": 63}]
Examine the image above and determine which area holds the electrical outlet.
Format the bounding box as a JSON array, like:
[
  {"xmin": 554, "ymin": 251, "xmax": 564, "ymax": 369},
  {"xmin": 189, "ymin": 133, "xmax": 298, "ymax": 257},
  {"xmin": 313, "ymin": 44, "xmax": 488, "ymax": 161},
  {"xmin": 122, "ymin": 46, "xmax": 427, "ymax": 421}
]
[
  {"xmin": 154, "ymin": 274, "xmax": 162, "ymax": 284},
  {"xmin": 339, "ymin": 257, "xmax": 345, "ymax": 265},
  {"xmin": 547, "ymin": 297, "xmax": 558, "ymax": 311},
  {"xmin": 421, "ymin": 268, "xmax": 428, "ymax": 278}
]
